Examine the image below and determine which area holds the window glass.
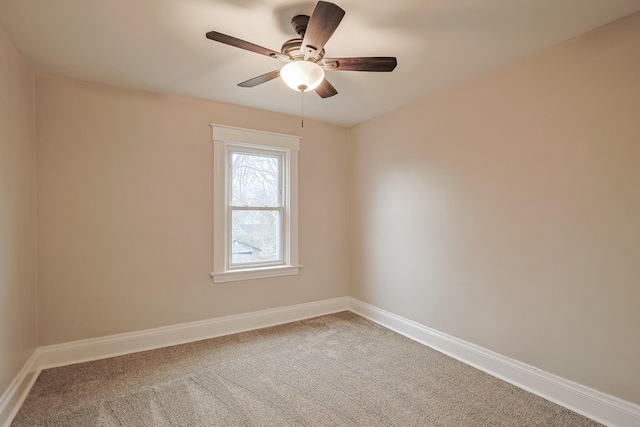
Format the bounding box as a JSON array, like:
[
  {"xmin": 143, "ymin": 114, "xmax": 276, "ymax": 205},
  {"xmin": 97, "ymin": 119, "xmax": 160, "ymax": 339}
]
[
  {"xmin": 231, "ymin": 152, "xmax": 280, "ymax": 207},
  {"xmin": 231, "ymin": 210, "xmax": 281, "ymax": 264}
]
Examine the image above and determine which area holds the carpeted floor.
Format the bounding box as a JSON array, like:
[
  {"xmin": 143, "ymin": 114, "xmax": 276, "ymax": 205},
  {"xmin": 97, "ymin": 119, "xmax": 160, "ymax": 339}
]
[{"xmin": 13, "ymin": 311, "xmax": 601, "ymax": 426}]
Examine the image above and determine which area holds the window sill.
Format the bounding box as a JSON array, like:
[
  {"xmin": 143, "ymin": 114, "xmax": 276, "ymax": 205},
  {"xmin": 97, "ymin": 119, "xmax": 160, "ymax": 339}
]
[{"xmin": 211, "ymin": 265, "xmax": 302, "ymax": 283}]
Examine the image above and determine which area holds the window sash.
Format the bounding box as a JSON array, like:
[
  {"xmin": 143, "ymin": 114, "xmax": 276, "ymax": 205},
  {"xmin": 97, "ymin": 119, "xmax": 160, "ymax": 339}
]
[
  {"xmin": 226, "ymin": 146, "xmax": 286, "ymax": 269},
  {"xmin": 229, "ymin": 148, "xmax": 284, "ymax": 208},
  {"xmin": 227, "ymin": 206, "xmax": 285, "ymax": 269}
]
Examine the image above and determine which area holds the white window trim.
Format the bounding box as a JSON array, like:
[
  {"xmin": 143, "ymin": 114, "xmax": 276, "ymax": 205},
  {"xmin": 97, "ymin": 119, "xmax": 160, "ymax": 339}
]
[{"xmin": 211, "ymin": 124, "xmax": 301, "ymax": 283}]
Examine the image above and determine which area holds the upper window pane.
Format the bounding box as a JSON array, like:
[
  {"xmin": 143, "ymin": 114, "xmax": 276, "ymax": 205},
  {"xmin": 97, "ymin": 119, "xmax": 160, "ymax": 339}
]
[{"xmin": 231, "ymin": 152, "xmax": 280, "ymax": 207}]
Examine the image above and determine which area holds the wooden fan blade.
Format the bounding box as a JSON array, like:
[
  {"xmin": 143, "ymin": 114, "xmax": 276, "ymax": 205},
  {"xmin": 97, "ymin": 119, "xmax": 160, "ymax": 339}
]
[
  {"xmin": 238, "ymin": 70, "xmax": 281, "ymax": 88},
  {"xmin": 301, "ymin": 1, "xmax": 345, "ymax": 60},
  {"xmin": 206, "ymin": 31, "xmax": 283, "ymax": 59},
  {"xmin": 323, "ymin": 57, "xmax": 397, "ymax": 72},
  {"xmin": 315, "ymin": 78, "xmax": 338, "ymax": 98}
]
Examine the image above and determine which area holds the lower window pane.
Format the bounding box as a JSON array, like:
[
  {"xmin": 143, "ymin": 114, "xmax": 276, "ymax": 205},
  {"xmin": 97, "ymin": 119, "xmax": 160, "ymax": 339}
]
[{"xmin": 231, "ymin": 210, "xmax": 281, "ymax": 264}]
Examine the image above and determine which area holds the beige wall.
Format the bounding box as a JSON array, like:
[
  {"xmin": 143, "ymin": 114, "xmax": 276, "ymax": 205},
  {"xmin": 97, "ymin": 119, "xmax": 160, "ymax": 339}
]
[
  {"xmin": 35, "ymin": 75, "xmax": 350, "ymax": 345},
  {"xmin": 349, "ymin": 12, "xmax": 640, "ymax": 405},
  {"xmin": 0, "ymin": 26, "xmax": 37, "ymax": 394}
]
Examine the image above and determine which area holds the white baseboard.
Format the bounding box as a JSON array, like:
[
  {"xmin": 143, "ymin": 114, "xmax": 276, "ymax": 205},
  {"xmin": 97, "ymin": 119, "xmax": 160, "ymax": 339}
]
[
  {"xmin": 0, "ymin": 351, "xmax": 39, "ymax": 427},
  {"xmin": 3, "ymin": 296, "xmax": 638, "ymax": 427},
  {"xmin": 37, "ymin": 296, "xmax": 351, "ymax": 370},
  {"xmin": 0, "ymin": 296, "xmax": 350, "ymax": 426},
  {"xmin": 348, "ymin": 298, "xmax": 640, "ymax": 427}
]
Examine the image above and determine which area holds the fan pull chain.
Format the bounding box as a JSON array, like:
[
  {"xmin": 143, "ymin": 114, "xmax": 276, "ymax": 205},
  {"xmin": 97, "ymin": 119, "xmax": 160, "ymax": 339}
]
[{"xmin": 300, "ymin": 90, "xmax": 304, "ymax": 128}]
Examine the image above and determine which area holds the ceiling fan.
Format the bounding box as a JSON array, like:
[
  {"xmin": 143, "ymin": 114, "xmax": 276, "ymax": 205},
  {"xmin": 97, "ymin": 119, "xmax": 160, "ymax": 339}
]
[{"xmin": 205, "ymin": 1, "xmax": 397, "ymax": 98}]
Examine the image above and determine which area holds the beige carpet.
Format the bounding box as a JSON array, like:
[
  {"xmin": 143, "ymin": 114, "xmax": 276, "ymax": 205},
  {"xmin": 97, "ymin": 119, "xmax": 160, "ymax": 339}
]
[{"xmin": 13, "ymin": 312, "xmax": 601, "ymax": 426}]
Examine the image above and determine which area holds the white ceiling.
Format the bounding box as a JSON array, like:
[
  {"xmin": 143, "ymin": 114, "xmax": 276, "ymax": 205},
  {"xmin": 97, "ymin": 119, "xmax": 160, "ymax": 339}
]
[{"xmin": 1, "ymin": 0, "xmax": 639, "ymax": 127}]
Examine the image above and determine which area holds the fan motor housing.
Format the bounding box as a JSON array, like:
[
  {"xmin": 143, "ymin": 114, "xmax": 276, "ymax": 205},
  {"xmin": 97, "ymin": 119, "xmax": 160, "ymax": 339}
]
[{"xmin": 281, "ymin": 38, "xmax": 325, "ymax": 62}]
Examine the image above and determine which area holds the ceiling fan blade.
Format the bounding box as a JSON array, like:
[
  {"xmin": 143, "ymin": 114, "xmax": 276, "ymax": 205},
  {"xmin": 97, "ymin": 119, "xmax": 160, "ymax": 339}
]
[
  {"xmin": 323, "ymin": 57, "xmax": 397, "ymax": 72},
  {"xmin": 301, "ymin": 1, "xmax": 345, "ymax": 60},
  {"xmin": 315, "ymin": 78, "xmax": 338, "ymax": 98},
  {"xmin": 238, "ymin": 70, "xmax": 281, "ymax": 88},
  {"xmin": 206, "ymin": 31, "xmax": 284, "ymax": 60}
]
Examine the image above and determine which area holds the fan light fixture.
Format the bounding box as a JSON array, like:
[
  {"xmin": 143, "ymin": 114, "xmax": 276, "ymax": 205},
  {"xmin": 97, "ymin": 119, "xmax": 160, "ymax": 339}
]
[{"xmin": 280, "ymin": 60, "xmax": 325, "ymax": 92}]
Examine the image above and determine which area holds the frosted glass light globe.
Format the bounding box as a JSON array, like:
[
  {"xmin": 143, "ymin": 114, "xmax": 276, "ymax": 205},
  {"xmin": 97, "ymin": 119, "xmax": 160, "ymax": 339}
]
[{"xmin": 280, "ymin": 61, "xmax": 325, "ymax": 92}]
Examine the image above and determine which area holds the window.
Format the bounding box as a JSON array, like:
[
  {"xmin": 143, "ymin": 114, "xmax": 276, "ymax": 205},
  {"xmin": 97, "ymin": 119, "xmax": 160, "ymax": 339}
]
[{"xmin": 211, "ymin": 125, "xmax": 300, "ymax": 283}]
